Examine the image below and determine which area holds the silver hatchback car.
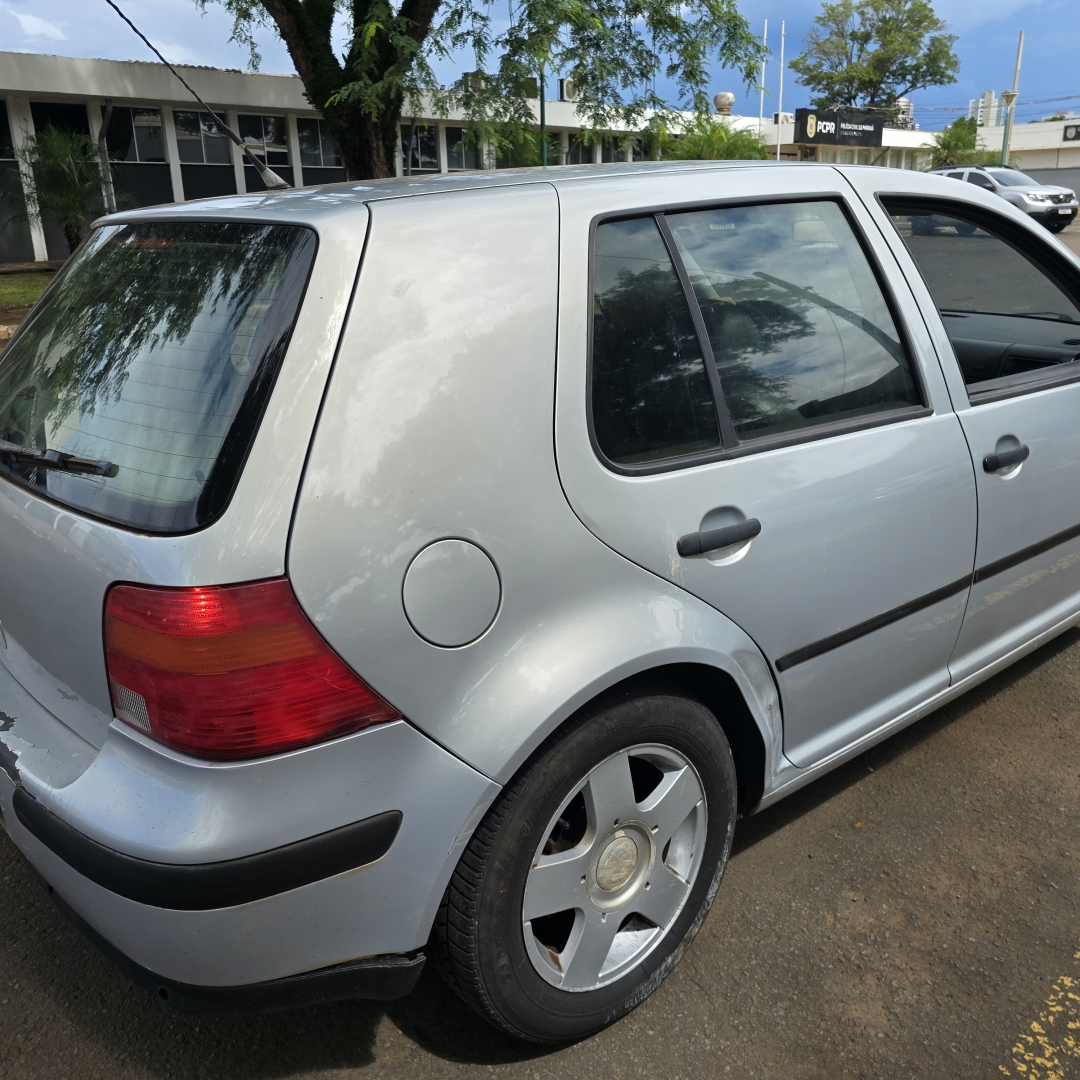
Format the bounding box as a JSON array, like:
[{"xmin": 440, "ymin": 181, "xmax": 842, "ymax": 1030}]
[{"xmin": 1, "ymin": 162, "xmax": 1079, "ymax": 1042}]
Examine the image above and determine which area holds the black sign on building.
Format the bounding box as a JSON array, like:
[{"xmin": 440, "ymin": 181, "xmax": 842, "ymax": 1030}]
[
  {"xmin": 1064, "ymin": 124, "xmax": 1080, "ymax": 143},
  {"xmin": 794, "ymin": 109, "xmax": 884, "ymax": 147}
]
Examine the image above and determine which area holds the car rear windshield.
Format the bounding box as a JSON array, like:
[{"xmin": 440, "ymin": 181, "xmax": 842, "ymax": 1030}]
[{"xmin": 0, "ymin": 221, "xmax": 316, "ymax": 533}]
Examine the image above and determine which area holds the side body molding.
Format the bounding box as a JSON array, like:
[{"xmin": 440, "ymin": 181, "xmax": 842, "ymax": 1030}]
[{"xmin": 287, "ymin": 182, "xmax": 785, "ymax": 789}]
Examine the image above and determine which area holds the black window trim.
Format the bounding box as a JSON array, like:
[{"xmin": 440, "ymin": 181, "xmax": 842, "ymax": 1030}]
[
  {"xmin": 0, "ymin": 216, "xmax": 320, "ymax": 538},
  {"xmin": 877, "ymin": 192, "xmax": 1080, "ymax": 407},
  {"xmin": 587, "ymin": 192, "xmax": 931, "ymax": 477}
]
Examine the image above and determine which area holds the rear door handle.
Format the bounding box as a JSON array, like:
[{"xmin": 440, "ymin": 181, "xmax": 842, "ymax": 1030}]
[
  {"xmin": 983, "ymin": 445, "xmax": 1029, "ymax": 472},
  {"xmin": 677, "ymin": 518, "xmax": 761, "ymax": 557}
]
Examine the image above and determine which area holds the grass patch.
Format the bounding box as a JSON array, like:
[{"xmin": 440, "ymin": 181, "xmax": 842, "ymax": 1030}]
[{"xmin": 0, "ymin": 272, "xmax": 55, "ymax": 308}]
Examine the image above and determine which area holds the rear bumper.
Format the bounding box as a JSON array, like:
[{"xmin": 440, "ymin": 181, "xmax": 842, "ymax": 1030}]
[
  {"xmin": 0, "ymin": 661, "xmax": 498, "ymax": 996},
  {"xmin": 12, "ymin": 786, "xmax": 402, "ymax": 910},
  {"xmin": 51, "ymin": 884, "xmax": 424, "ymax": 1013}
]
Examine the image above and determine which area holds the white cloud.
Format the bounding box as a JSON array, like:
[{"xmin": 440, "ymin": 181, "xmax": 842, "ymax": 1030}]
[{"xmin": 9, "ymin": 10, "xmax": 65, "ymax": 39}]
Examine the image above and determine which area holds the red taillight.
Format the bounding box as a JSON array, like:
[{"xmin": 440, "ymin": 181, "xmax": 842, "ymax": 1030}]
[{"xmin": 104, "ymin": 578, "xmax": 400, "ymax": 760}]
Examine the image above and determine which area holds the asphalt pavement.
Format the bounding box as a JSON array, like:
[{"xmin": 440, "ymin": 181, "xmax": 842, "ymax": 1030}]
[{"xmin": 0, "ymin": 220, "xmax": 1078, "ymax": 1079}]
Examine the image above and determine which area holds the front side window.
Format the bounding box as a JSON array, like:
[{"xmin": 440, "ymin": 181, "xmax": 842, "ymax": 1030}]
[
  {"xmin": 592, "ymin": 218, "xmax": 720, "ymax": 464},
  {"xmin": 966, "ymin": 172, "xmax": 995, "ymax": 191},
  {"xmin": 666, "ymin": 201, "xmax": 917, "ymax": 441},
  {"xmin": 885, "ymin": 202, "xmax": 1080, "ymax": 392},
  {"xmin": 0, "ymin": 222, "xmax": 315, "ymax": 533}
]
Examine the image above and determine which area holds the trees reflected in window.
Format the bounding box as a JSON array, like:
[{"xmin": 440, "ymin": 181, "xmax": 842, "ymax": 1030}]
[
  {"xmin": 592, "ymin": 217, "xmax": 720, "ymax": 464},
  {"xmin": 0, "ymin": 222, "xmax": 315, "ymax": 532},
  {"xmin": 668, "ymin": 201, "xmax": 918, "ymax": 441}
]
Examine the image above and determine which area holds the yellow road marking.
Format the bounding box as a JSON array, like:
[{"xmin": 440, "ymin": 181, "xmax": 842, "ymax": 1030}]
[{"xmin": 999, "ymin": 940, "xmax": 1080, "ymax": 1078}]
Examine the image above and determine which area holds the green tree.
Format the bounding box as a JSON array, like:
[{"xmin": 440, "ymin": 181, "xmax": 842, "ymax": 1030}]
[
  {"xmin": 199, "ymin": 0, "xmax": 766, "ymax": 180},
  {"xmin": 8, "ymin": 127, "xmax": 110, "ymax": 253},
  {"xmin": 928, "ymin": 116, "xmax": 999, "ymax": 169},
  {"xmin": 789, "ymin": 0, "xmax": 959, "ymax": 112},
  {"xmin": 663, "ymin": 114, "xmax": 768, "ymax": 160}
]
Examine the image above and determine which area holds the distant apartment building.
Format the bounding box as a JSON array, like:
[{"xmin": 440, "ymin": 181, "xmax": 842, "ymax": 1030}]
[{"xmin": 969, "ymin": 90, "xmax": 1006, "ymax": 128}]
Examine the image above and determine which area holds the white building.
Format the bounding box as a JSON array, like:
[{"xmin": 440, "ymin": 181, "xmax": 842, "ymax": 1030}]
[
  {"xmin": 4, "ymin": 49, "xmax": 1078, "ymax": 263},
  {"xmin": 969, "ymin": 90, "xmax": 1006, "ymax": 129},
  {"xmin": 0, "ymin": 51, "xmax": 351, "ymax": 262},
  {"xmin": 979, "ymin": 116, "xmax": 1080, "ymax": 191}
]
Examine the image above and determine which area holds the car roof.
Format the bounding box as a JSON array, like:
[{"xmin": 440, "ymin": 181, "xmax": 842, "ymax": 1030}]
[{"xmin": 94, "ymin": 159, "xmax": 842, "ymax": 229}]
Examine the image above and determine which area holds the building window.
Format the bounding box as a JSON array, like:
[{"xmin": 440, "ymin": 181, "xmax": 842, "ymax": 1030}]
[
  {"xmin": 296, "ymin": 118, "xmax": 343, "ymax": 168},
  {"xmin": 30, "ymin": 101, "xmax": 90, "ymax": 135},
  {"xmin": 819, "ymin": 149, "xmax": 837, "ymax": 163},
  {"xmin": 0, "ymin": 100, "xmax": 14, "ymax": 159},
  {"xmin": 888, "ymin": 149, "xmax": 902, "ymax": 169},
  {"xmin": 102, "ymin": 106, "xmax": 166, "ymax": 163},
  {"xmin": 238, "ymin": 114, "xmax": 289, "ymax": 165},
  {"xmin": 601, "ymin": 136, "xmax": 626, "ymax": 163},
  {"xmin": 446, "ymin": 127, "xmax": 481, "ymax": 170},
  {"xmin": 401, "ymin": 124, "xmax": 439, "ymax": 172},
  {"xmin": 174, "ymin": 111, "xmax": 231, "ymax": 165},
  {"xmin": 568, "ymin": 134, "xmax": 591, "ymax": 164}
]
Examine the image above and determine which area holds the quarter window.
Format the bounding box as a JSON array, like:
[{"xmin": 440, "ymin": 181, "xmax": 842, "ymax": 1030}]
[
  {"xmin": 592, "ymin": 217, "xmax": 721, "ymax": 464},
  {"xmin": 666, "ymin": 201, "xmax": 918, "ymax": 441},
  {"xmin": 885, "ymin": 203, "xmax": 1080, "ymax": 393}
]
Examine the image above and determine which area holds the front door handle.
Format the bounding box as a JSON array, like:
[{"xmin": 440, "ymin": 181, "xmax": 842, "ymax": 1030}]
[
  {"xmin": 983, "ymin": 445, "xmax": 1029, "ymax": 472},
  {"xmin": 678, "ymin": 518, "xmax": 761, "ymax": 557}
]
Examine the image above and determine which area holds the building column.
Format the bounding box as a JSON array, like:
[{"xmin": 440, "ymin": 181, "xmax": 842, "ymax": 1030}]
[
  {"xmin": 285, "ymin": 113, "xmax": 304, "ymax": 188},
  {"xmin": 6, "ymin": 95, "xmax": 48, "ymax": 262},
  {"xmin": 438, "ymin": 123, "xmax": 449, "ymax": 174},
  {"xmin": 162, "ymin": 108, "xmax": 185, "ymax": 202},
  {"xmin": 226, "ymin": 109, "xmax": 246, "ymax": 193}
]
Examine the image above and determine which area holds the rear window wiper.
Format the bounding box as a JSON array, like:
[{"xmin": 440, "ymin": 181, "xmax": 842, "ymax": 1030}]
[{"xmin": 0, "ymin": 439, "xmax": 118, "ymax": 477}]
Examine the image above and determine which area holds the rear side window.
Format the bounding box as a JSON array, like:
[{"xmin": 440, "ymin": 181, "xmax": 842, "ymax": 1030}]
[
  {"xmin": 592, "ymin": 217, "xmax": 721, "ymax": 464},
  {"xmin": 666, "ymin": 201, "xmax": 918, "ymax": 441},
  {"xmin": 0, "ymin": 222, "xmax": 315, "ymax": 533}
]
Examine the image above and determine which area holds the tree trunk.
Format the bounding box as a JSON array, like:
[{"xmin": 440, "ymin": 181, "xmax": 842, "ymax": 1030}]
[{"xmin": 322, "ymin": 97, "xmax": 402, "ymax": 181}]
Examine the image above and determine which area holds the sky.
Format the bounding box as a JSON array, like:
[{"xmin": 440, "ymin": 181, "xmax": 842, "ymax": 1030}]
[{"xmin": 1, "ymin": 0, "xmax": 1078, "ymax": 131}]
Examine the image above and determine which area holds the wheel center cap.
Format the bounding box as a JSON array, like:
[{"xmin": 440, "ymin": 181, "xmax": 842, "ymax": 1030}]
[{"xmin": 595, "ymin": 835, "xmax": 639, "ymax": 891}]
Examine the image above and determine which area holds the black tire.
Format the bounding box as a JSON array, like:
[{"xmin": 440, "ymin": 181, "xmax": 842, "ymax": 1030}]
[
  {"xmin": 433, "ymin": 685, "xmax": 738, "ymax": 1042},
  {"xmin": 1047, "ymin": 219, "xmax": 1068, "ymax": 234}
]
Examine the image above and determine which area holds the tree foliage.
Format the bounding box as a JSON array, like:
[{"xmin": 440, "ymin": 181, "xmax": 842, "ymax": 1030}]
[
  {"xmin": 928, "ymin": 116, "xmax": 999, "ymax": 169},
  {"xmin": 6, "ymin": 127, "xmax": 110, "ymax": 253},
  {"xmin": 198, "ymin": 0, "xmax": 766, "ymax": 180},
  {"xmin": 789, "ymin": 0, "xmax": 958, "ymax": 111},
  {"xmin": 663, "ymin": 114, "xmax": 767, "ymax": 160}
]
